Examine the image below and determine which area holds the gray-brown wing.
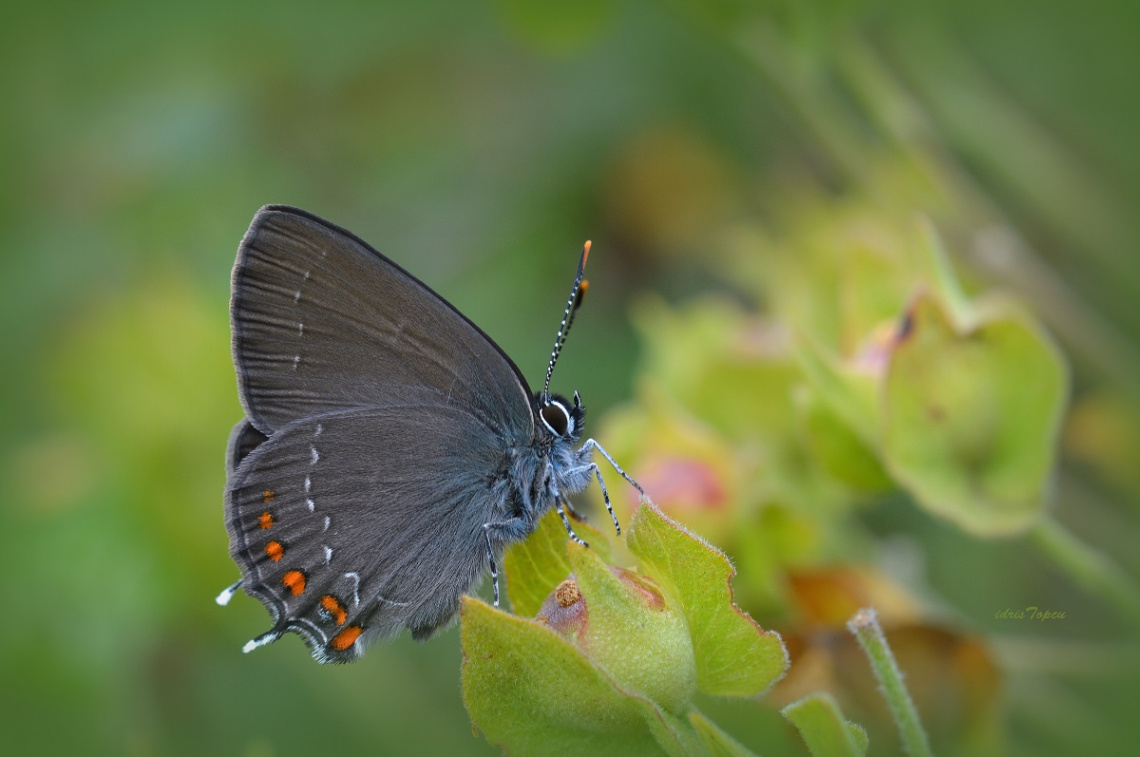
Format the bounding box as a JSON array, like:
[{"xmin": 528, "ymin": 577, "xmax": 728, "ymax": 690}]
[
  {"xmin": 225, "ymin": 400, "xmax": 517, "ymax": 663},
  {"xmin": 231, "ymin": 205, "xmax": 534, "ymax": 438},
  {"xmin": 225, "ymin": 418, "xmax": 267, "ymax": 477}
]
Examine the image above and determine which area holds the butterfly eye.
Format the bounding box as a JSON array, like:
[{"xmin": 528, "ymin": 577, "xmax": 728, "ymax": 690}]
[{"xmin": 540, "ymin": 401, "xmax": 572, "ymax": 437}]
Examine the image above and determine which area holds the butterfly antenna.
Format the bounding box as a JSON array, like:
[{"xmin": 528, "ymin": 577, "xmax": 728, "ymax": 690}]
[{"xmin": 543, "ymin": 241, "xmax": 590, "ymax": 403}]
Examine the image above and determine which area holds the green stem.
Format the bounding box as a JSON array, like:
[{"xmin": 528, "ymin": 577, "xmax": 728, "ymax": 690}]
[
  {"xmin": 847, "ymin": 608, "xmax": 934, "ymax": 757},
  {"xmin": 732, "ymin": 24, "xmax": 872, "ymax": 186},
  {"xmin": 1029, "ymin": 516, "xmax": 1140, "ymax": 626}
]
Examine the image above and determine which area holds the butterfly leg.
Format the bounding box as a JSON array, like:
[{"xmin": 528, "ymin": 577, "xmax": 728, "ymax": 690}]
[
  {"xmin": 555, "ymin": 498, "xmax": 588, "ymax": 547},
  {"xmin": 576, "ymin": 438, "xmax": 651, "ymax": 536},
  {"xmin": 482, "ymin": 517, "xmax": 532, "ymax": 607},
  {"xmin": 564, "ymin": 460, "xmax": 621, "ymax": 535},
  {"xmin": 585, "ymin": 462, "xmax": 620, "ymax": 535},
  {"xmin": 581, "ymin": 439, "xmax": 648, "ymax": 501},
  {"xmin": 482, "ymin": 525, "xmax": 501, "ymax": 607}
]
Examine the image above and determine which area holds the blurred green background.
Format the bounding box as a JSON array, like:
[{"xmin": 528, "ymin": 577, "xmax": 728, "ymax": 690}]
[{"xmin": 3, "ymin": 1, "xmax": 1138, "ymax": 755}]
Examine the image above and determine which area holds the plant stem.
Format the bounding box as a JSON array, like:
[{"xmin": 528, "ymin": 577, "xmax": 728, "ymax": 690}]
[
  {"xmin": 847, "ymin": 608, "xmax": 934, "ymax": 757},
  {"xmin": 1029, "ymin": 516, "xmax": 1140, "ymax": 626}
]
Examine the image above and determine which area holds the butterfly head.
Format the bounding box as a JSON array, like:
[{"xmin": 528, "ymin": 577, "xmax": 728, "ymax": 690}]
[{"xmin": 537, "ymin": 391, "xmax": 584, "ymax": 441}]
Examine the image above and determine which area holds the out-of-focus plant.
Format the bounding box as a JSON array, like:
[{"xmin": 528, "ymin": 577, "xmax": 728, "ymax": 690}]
[
  {"xmin": 773, "ymin": 568, "xmax": 1002, "ymax": 756},
  {"xmin": 458, "ymin": 4, "xmax": 1140, "ymax": 753},
  {"xmin": 587, "ymin": 211, "xmax": 1136, "ymax": 753},
  {"xmin": 787, "ymin": 221, "xmax": 1069, "ymax": 538},
  {"xmin": 609, "ymin": 8, "xmax": 1140, "ymax": 752}
]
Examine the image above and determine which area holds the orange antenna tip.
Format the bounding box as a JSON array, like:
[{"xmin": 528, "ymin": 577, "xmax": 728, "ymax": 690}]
[{"xmin": 582, "ymin": 240, "xmax": 591, "ymax": 267}]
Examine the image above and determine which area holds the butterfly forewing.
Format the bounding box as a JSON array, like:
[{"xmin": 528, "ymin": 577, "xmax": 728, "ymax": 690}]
[
  {"xmin": 231, "ymin": 206, "xmax": 535, "ymax": 437},
  {"xmin": 226, "ymin": 418, "xmax": 268, "ymax": 477}
]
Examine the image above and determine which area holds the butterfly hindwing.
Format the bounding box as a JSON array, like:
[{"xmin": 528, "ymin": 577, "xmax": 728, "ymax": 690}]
[{"xmin": 226, "ymin": 400, "xmax": 522, "ymax": 662}]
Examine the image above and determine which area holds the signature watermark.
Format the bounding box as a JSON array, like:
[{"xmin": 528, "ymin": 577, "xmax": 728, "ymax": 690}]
[{"xmin": 994, "ymin": 606, "xmax": 1067, "ymax": 622}]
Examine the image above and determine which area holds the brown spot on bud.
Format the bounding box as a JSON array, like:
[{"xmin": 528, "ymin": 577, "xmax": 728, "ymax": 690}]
[
  {"xmin": 555, "ymin": 579, "xmax": 583, "ymax": 608},
  {"xmin": 536, "ymin": 577, "xmax": 588, "ymax": 637}
]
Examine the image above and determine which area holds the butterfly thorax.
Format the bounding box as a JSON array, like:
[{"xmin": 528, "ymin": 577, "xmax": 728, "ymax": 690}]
[{"xmin": 486, "ymin": 392, "xmax": 592, "ymax": 540}]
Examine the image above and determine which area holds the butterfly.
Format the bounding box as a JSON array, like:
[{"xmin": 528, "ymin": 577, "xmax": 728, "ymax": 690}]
[{"xmin": 217, "ymin": 206, "xmax": 646, "ymax": 662}]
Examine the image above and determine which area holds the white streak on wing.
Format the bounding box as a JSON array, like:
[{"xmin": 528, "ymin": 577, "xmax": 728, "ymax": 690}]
[
  {"xmin": 310, "ymin": 445, "xmax": 319, "ymax": 465},
  {"xmin": 323, "ymin": 545, "xmax": 333, "ymax": 564},
  {"xmin": 292, "ymin": 355, "xmax": 300, "ymax": 370},
  {"xmin": 304, "ymin": 475, "xmax": 311, "ymax": 493},
  {"xmin": 298, "ymin": 322, "xmax": 304, "ymax": 336},
  {"xmin": 315, "ymin": 423, "xmax": 323, "ymax": 436},
  {"xmin": 323, "ymin": 515, "xmax": 330, "ymax": 531},
  {"xmin": 293, "ymin": 271, "xmax": 310, "ymax": 304},
  {"xmin": 293, "ymin": 290, "xmax": 301, "ymax": 303},
  {"xmin": 307, "ymin": 498, "xmax": 315, "ymax": 512},
  {"xmin": 345, "ymin": 572, "xmax": 361, "ymax": 605},
  {"xmin": 374, "ymin": 591, "xmax": 411, "ymax": 607}
]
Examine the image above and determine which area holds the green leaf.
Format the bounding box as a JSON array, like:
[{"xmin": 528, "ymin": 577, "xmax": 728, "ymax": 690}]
[
  {"xmin": 797, "ymin": 386, "xmax": 892, "ymax": 492},
  {"xmin": 631, "ymin": 295, "xmax": 801, "ymax": 443},
  {"xmin": 838, "ymin": 242, "xmax": 920, "ymax": 356},
  {"xmin": 795, "ymin": 335, "xmax": 881, "ymax": 450},
  {"xmin": 781, "ymin": 693, "xmax": 869, "ymax": 757},
  {"xmin": 460, "ymin": 597, "xmax": 666, "ymax": 757},
  {"xmin": 689, "ymin": 710, "xmax": 762, "ymax": 757},
  {"xmin": 462, "ymin": 596, "xmax": 711, "ymax": 756},
  {"xmin": 626, "ymin": 503, "xmax": 789, "ymax": 696},
  {"xmin": 504, "ymin": 508, "xmax": 612, "ymax": 618},
  {"xmin": 882, "ymin": 292, "xmax": 1068, "ymax": 535},
  {"xmin": 916, "ymin": 218, "xmax": 975, "ymax": 328},
  {"xmin": 644, "ymin": 708, "xmax": 708, "ymax": 757}
]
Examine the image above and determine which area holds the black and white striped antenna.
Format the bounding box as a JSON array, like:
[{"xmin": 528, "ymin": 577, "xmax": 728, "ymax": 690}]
[{"xmin": 542, "ymin": 241, "xmax": 590, "ymax": 403}]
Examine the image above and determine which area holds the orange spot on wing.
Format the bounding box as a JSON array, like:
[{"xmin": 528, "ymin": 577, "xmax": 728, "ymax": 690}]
[
  {"xmin": 282, "ymin": 570, "xmax": 306, "ymax": 596},
  {"xmin": 263, "ymin": 490, "xmax": 275, "ymax": 503},
  {"xmin": 264, "ymin": 540, "xmax": 285, "ymax": 562},
  {"xmin": 330, "ymin": 625, "xmax": 363, "ymax": 651},
  {"xmin": 259, "ymin": 511, "xmax": 274, "ymax": 529},
  {"xmin": 320, "ymin": 595, "xmax": 348, "ymax": 625}
]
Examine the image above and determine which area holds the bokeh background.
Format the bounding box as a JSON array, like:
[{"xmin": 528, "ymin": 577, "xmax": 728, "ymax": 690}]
[{"xmin": 3, "ymin": 1, "xmax": 1138, "ymax": 755}]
